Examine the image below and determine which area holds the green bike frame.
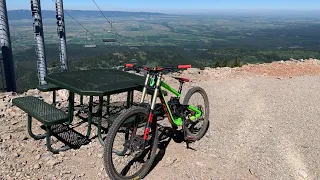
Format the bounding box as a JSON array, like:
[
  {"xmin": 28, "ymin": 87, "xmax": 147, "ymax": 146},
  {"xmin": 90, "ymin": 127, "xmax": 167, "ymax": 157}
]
[
  {"xmin": 140, "ymin": 72, "xmax": 202, "ymax": 128},
  {"xmin": 159, "ymin": 81, "xmax": 202, "ymax": 126}
]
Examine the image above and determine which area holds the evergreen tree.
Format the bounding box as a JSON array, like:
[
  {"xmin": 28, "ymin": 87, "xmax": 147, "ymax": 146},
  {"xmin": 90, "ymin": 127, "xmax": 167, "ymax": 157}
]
[
  {"xmin": 233, "ymin": 57, "xmax": 242, "ymax": 67},
  {"xmin": 214, "ymin": 60, "xmax": 221, "ymax": 68},
  {"xmin": 221, "ymin": 59, "xmax": 228, "ymax": 67},
  {"xmin": 235, "ymin": 57, "xmax": 242, "ymax": 67}
]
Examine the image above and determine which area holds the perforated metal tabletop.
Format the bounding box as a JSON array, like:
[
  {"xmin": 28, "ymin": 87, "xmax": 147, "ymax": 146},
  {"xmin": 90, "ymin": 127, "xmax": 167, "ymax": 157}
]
[{"xmin": 44, "ymin": 69, "xmax": 145, "ymax": 96}]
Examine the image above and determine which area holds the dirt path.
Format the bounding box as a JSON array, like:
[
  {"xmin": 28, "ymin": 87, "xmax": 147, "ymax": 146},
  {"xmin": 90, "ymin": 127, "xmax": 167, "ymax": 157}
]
[{"xmin": 1, "ymin": 61, "xmax": 320, "ymax": 180}]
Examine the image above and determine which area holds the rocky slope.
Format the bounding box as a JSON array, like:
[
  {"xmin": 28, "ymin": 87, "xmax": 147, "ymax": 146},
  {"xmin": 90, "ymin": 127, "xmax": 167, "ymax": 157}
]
[{"xmin": 1, "ymin": 59, "xmax": 320, "ymax": 180}]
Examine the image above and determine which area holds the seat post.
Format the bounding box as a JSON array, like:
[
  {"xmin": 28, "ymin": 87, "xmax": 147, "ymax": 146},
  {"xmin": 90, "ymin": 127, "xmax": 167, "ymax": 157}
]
[{"xmin": 178, "ymin": 81, "xmax": 184, "ymax": 94}]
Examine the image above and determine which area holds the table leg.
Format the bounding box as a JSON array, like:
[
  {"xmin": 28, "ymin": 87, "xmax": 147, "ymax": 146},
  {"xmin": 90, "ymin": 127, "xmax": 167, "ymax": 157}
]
[
  {"xmin": 126, "ymin": 91, "xmax": 133, "ymax": 108},
  {"xmin": 97, "ymin": 96, "xmax": 105, "ymax": 145},
  {"xmin": 80, "ymin": 95, "xmax": 84, "ymax": 105},
  {"xmin": 68, "ymin": 92, "xmax": 75, "ymax": 124},
  {"xmin": 52, "ymin": 90, "xmax": 56, "ymax": 106},
  {"xmin": 86, "ymin": 96, "xmax": 93, "ymax": 138},
  {"xmin": 106, "ymin": 95, "xmax": 110, "ymax": 116},
  {"xmin": 130, "ymin": 91, "xmax": 134, "ymax": 106}
]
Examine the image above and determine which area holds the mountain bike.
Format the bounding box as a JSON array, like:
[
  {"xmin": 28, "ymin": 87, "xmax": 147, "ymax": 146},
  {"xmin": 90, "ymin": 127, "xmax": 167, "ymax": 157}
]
[{"xmin": 103, "ymin": 64, "xmax": 210, "ymax": 180}]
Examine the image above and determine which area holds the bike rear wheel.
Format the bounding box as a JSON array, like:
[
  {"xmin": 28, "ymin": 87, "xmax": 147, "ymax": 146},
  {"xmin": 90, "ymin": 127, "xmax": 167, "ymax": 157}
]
[
  {"xmin": 183, "ymin": 87, "xmax": 210, "ymax": 141},
  {"xmin": 103, "ymin": 106, "xmax": 159, "ymax": 180}
]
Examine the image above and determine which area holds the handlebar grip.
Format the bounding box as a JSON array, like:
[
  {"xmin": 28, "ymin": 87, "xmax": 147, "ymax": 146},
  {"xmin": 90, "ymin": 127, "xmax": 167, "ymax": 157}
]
[
  {"xmin": 178, "ymin": 65, "xmax": 191, "ymax": 69},
  {"xmin": 126, "ymin": 64, "xmax": 134, "ymax": 68}
]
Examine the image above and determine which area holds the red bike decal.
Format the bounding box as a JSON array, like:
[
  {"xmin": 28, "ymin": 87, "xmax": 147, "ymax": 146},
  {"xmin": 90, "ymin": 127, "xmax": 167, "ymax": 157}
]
[
  {"xmin": 148, "ymin": 113, "xmax": 153, "ymax": 123},
  {"xmin": 143, "ymin": 127, "xmax": 150, "ymax": 140}
]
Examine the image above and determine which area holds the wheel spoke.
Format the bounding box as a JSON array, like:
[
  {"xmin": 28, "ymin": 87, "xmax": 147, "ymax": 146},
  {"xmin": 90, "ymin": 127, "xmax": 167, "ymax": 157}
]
[{"xmin": 104, "ymin": 107, "xmax": 159, "ymax": 179}]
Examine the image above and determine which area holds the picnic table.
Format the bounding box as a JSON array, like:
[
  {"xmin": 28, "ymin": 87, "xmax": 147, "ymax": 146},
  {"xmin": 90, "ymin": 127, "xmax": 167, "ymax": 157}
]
[{"xmin": 45, "ymin": 69, "xmax": 145, "ymax": 145}]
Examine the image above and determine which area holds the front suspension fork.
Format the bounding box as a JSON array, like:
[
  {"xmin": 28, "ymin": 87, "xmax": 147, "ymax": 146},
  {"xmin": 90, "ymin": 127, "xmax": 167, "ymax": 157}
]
[
  {"xmin": 143, "ymin": 72, "xmax": 162, "ymax": 140},
  {"xmin": 143, "ymin": 111, "xmax": 154, "ymax": 140}
]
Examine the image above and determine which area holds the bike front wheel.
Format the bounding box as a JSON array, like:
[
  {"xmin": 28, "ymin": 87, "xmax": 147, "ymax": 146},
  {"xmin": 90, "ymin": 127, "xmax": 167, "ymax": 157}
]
[{"xmin": 103, "ymin": 106, "xmax": 159, "ymax": 180}]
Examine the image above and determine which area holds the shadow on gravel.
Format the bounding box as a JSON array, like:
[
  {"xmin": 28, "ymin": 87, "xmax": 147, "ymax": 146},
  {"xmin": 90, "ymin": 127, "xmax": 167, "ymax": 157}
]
[
  {"xmin": 41, "ymin": 101, "xmax": 129, "ymax": 150},
  {"xmin": 40, "ymin": 124, "xmax": 91, "ymax": 149},
  {"xmin": 76, "ymin": 101, "xmax": 129, "ymax": 140},
  {"xmin": 147, "ymin": 125, "xmax": 186, "ymax": 175}
]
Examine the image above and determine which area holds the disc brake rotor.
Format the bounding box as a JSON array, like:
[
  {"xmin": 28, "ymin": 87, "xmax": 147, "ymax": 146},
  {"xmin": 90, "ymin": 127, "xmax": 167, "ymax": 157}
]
[{"xmin": 130, "ymin": 135, "xmax": 145, "ymax": 152}]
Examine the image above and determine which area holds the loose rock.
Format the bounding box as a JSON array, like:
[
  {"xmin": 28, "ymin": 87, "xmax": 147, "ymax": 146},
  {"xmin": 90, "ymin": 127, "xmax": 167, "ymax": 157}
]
[
  {"xmin": 33, "ymin": 164, "xmax": 41, "ymax": 169},
  {"xmin": 298, "ymin": 170, "xmax": 308, "ymax": 179},
  {"xmin": 41, "ymin": 152, "xmax": 53, "ymax": 160},
  {"xmin": 34, "ymin": 154, "xmax": 41, "ymax": 160},
  {"xmin": 46, "ymin": 159, "xmax": 61, "ymax": 167},
  {"xmin": 78, "ymin": 173, "xmax": 85, "ymax": 177},
  {"xmin": 68, "ymin": 175, "xmax": 75, "ymax": 180},
  {"xmin": 12, "ymin": 152, "xmax": 20, "ymax": 158},
  {"xmin": 3, "ymin": 134, "xmax": 12, "ymax": 140}
]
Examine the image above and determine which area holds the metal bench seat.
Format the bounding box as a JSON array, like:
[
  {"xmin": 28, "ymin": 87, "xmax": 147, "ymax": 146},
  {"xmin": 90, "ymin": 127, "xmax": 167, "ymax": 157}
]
[
  {"xmin": 13, "ymin": 96, "xmax": 68, "ymax": 126},
  {"xmin": 12, "ymin": 96, "xmax": 70, "ymax": 153}
]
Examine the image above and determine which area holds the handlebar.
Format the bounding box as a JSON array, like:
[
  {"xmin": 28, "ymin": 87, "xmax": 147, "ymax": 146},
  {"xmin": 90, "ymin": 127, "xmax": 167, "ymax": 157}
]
[
  {"xmin": 125, "ymin": 64, "xmax": 191, "ymax": 72},
  {"xmin": 178, "ymin": 65, "xmax": 191, "ymax": 69}
]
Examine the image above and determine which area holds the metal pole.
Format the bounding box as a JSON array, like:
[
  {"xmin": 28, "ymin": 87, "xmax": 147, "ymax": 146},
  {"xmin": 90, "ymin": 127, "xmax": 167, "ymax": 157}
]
[
  {"xmin": 0, "ymin": 56, "xmax": 5, "ymax": 90},
  {"xmin": 56, "ymin": 0, "xmax": 68, "ymax": 71},
  {"xmin": 31, "ymin": 0, "xmax": 48, "ymax": 85},
  {"xmin": 0, "ymin": 0, "xmax": 17, "ymax": 92}
]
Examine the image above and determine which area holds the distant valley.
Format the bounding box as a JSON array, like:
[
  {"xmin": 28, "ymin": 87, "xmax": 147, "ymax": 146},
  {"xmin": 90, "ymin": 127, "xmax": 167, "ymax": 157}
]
[{"xmin": 5, "ymin": 10, "xmax": 320, "ymax": 92}]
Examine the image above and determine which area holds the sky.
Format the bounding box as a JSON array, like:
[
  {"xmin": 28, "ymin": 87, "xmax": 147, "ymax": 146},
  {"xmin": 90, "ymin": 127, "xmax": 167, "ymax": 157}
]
[{"xmin": 6, "ymin": 0, "xmax": 320, "ymax": 13}]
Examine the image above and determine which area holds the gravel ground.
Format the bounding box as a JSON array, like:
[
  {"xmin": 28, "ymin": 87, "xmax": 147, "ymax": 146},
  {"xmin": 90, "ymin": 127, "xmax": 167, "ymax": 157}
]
[
  {"xmin": 1, "ymin": 61, "xmax": 320, "ymax": 180},
  {"xmin": 146, "ymin": 75, "xmax": 320, "ymax": 180}
]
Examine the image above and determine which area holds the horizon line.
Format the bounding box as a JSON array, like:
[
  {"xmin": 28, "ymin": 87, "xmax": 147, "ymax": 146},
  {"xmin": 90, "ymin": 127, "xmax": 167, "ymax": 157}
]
[{"xmin": 8, "ymin": 8, "xmax": 320, "ymax": 13}]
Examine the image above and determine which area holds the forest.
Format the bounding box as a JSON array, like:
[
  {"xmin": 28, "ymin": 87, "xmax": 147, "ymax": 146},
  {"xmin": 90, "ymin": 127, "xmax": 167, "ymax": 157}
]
[{"xmin": 13, "ymin": 44, "xmax": 320, "ymax": 92}]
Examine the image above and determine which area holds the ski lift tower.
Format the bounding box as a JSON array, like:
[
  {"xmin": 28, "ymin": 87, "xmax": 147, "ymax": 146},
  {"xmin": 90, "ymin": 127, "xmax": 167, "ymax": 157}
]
[
  {"xmin": 31, "ymin": 0, "xmax": 48, "ymax": 85},
  {"xmin": 0, "ymin": 0, "xmax": 17, "ymax": 92},
  {"xmin": 56, "ymin": 0, "xmax": 68, "ymax": 71}
]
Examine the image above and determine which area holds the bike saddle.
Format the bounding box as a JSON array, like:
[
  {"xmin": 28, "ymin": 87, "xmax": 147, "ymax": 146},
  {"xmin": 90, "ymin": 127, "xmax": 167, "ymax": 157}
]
[{"xmin": 173, "ymin": 76, "xmax": 190, "ymax": 83}]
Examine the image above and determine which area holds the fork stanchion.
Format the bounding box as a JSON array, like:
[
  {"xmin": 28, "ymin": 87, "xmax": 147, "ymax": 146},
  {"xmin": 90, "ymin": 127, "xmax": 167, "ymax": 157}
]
[
  {"xmin": 97, "ymin": 96, "xmax": 105, "ymax": 145},
  {"xmin": 86, "ymin": 96, "xmax": 93, "ymax": 138}
]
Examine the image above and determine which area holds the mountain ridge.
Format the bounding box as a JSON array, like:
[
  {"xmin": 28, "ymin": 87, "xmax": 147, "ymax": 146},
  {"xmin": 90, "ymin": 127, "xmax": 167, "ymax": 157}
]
[{"xmin": 7, "ymin": 9, "xmax": 168, "ymax": 20}]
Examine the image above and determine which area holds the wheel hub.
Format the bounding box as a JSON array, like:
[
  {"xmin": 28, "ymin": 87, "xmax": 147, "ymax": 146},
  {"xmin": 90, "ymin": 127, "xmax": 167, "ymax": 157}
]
[{"xmin": 130, "ymin": 135, "xmax": 145, "ymax": 152}]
